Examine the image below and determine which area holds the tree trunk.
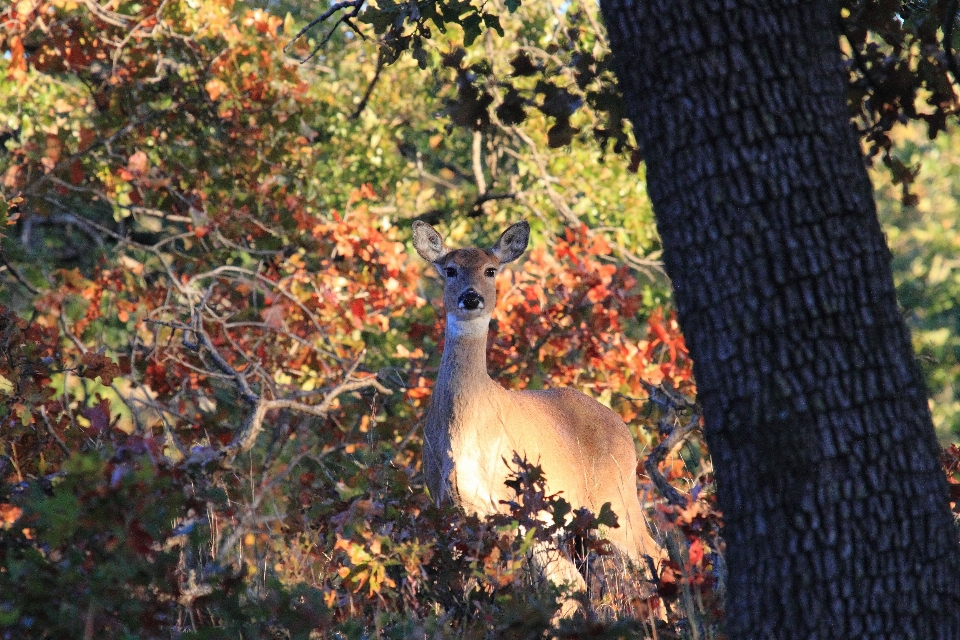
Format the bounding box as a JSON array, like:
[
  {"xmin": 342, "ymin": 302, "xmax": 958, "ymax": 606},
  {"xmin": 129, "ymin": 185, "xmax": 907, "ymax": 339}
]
[{"xmin": 597, "ymin": 1, "xmax": 960, "ymax": 637}]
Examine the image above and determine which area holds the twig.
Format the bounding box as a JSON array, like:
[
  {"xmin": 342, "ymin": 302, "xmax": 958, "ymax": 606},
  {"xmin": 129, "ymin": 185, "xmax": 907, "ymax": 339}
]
[
  {"xmin": 225, "ymin": 369, "xmax": 392, "ymax": 458},
  {"xmin": 286, "ymin": 0, "xmax": 366, "ymax": 63},
  {"xmin": 350, "ymin": 51, "xmax": 385, "ymax": 120},
  {"xmin": 183, "ymin": 265, "xmax": 336, "ymax": 355},
  {"xmin": 189, "ymin": 313, "xmax": 260, "ymax": 405},
  {"xmin": 25, "ymin": 209, "xmax": 106, "ymax": 252},
  {"xmin": 111, "ymin": 0, "xmax": 169, "ymax": 73},
  {"xmin": 0, "ymin": 251, "xmax": 40, "ymax": 295},
  {"xmin": 390, "ymin": 418, "xmax": 423, "ymax": 464},
  {"xmin": 945, "ymin": 0, "xmax": 960, "ymax": 85},
  {"xmin": 644, "ymin": 412, "xmax": 699, "ymax": 507},
  {"xmin": 82, "ymin": 0, "xmax": 130, "ymax": 27},
  {"xmin": 216, "ymin": 450, "xmax": 308, "ymax": 562},
  {"xmin": 510, "ymin": 126, "xmax": 665, "ymax": 279},
  {"xmin": 39, "ymin": 406, "xmax": 70, "ymax": 455},
  {"xmin": 59, "ymin": 314, "xmax": 89, "ymax": 354}
]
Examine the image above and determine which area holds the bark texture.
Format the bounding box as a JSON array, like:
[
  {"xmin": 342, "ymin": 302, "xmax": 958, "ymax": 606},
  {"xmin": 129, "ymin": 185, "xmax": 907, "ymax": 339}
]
[{"xmin": 597, "ymin": 1, "xmax": 960, "ymax": 637}]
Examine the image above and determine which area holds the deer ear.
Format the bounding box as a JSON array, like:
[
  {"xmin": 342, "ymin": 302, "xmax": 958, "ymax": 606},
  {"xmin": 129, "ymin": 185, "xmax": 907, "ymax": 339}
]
[
  {"xmin": 491, "ymin": 221, "xmax": 530, "ymax": 265},
  {"xmin": 412, "ymin": 221, "xmax": 448, "ymax": 264}
]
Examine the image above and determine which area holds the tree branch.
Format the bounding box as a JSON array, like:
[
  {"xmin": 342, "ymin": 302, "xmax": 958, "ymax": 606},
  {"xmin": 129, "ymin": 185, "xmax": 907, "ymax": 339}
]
[
  {"xmin": 0, "ymin": 250, "xmax": 41, "ymax": 295},
  {"xmin": 644, "ymin": 412, "xmax": 699, "ymax": 508},
  {"xmin": 286, "ymin": 0, "xmax": 367, "ymax": 63},
  {"xmin": 945, "ymin": 0, "xmax": 960, "ymax": 85},
  {"xmin": 224, "ymin": 368, "xmax": 392, "ymax": 458},
  {"xmin": 351, "ymin": 51, "xmax": 385, "ymax": 120}
]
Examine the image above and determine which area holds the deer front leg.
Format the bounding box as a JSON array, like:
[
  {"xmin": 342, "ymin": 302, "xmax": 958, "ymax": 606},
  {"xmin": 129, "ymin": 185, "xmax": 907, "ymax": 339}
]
[{"xmin": 530, "ymin": 540, "xmax": 587, "ymax": 618}]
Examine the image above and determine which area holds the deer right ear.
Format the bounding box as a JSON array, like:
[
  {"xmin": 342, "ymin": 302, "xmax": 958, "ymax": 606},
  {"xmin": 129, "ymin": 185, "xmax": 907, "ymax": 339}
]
[
  {"xmin": 491, "ymin": 221, "xmax": 530, "ymax": 265},
  {"xmin": 412, "ymin": 221, "xmax": 448, "ymax": 264}
]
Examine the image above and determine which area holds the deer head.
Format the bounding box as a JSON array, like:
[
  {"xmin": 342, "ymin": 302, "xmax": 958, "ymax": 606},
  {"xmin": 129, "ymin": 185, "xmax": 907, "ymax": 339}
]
[{"xmin": 412, "ymin": 221, "xmax": 530, "ymax": 335}]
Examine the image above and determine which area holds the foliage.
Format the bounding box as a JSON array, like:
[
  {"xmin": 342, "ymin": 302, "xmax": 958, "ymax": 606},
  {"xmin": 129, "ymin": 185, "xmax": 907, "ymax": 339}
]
[
  {"xmin": 840, "ymin": 1, "xmax": 960, "ymax": 163},
  {"xmin": 0, "ymin": 1, "xmax": 710, "ymax": 636},
  {"xmin": 873, "ymin": 122, "xmax": 960, "ymax": 440},
  {"xmin": 1, "ymin": 0, "xmax": 958, "ymax": 636},
  {"xmin": 293, "ymin": 0, "xmax": 960, "ymax": 184}
]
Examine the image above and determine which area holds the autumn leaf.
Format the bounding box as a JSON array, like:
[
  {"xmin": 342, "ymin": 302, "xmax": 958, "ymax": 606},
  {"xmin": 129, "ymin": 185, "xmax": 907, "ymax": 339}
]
[
  {"xmin": 205, "ymin": 78, "xmax": 228, "ymax": 101},
  {"xmin": 81, "ymin": 396, "xmax": 112, "ymax": 433},
  {"xmin": 81, "ymin": 352, "xmax": 121, "ymax": 384},
  {"xmin": 0, "ymin": 504, "xmax": 23, "ymax": 529},
  {"xmin": 126, "ymin": 150, "xmax": 148, "ymax": 177},
  {"xmin": 688, "ymin": 538, "xmax": 704, "ymax": 566}
]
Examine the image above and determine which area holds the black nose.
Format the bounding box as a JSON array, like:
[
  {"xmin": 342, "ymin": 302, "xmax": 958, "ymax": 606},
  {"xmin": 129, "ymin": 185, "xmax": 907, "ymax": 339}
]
[{"xmin": 458, "ymin": 289, "xmax": 484, "ymax": 310}]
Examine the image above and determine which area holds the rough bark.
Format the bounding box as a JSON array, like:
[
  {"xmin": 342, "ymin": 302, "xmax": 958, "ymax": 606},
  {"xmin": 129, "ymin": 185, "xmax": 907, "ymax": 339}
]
[{"xmin": 597, "ymin": 0, "xmax": 960, "ymax": 637}]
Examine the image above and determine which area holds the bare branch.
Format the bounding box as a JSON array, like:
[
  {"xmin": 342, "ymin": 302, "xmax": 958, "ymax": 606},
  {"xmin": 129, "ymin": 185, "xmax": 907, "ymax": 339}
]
[
  {"xmin": 509, "ymin": 126, "xmax": 666, "ymax": 279},
  {"xmin": 285, "ymin": 0, "xmax": 367, "ymax": 63},
  {"xmin": 945, "ymin": 0, "xmax": 960, "ymax": 86},
  {"xmin": 58, "ymin": 314, "xmax": 89, "ymax": 355},
  {"xmin": 0, "ymin": 250, "xmax": 41, "ymax": 295},
  {"xmin": 351, "ymin": 51, "xmax": 385, "ymax": 120},
  {"xmin": 81, "ymin": 0, "xmax": 131, "ymax": 27},
  {"xmin": 472, "ymin": 130, "xmax": 488, "ymax": 197},
  {"xmin": 188, "ymin": 314, "xmax": 260, "ymax": 405},
  {"xmin": 637, "ymin": 383, "xmax": 699, "ymax": 508},
  {"xmin": 39, "ymin": 406, "xmax": 70, "ymax": 456},
  {"xmin": 224, "ymin": 371, "xmax": 392, "ymax": 459}
]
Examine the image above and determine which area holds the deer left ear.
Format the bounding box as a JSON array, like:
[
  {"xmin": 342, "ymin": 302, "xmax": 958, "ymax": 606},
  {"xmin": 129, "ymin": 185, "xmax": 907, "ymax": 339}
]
[
  {"xmin": 491, "ymin": 221, "xmax": 530, "ymax": 265},
  {"xmin": 412, "ymin": 220, "xmax": 448, "ymax": 264}
]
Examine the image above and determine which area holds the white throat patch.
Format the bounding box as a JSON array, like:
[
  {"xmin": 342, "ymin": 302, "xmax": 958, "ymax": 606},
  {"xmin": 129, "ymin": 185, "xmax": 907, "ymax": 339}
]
[{"xmin": 446, "ymin": 314, "xmax": 490, "ymax": 339}]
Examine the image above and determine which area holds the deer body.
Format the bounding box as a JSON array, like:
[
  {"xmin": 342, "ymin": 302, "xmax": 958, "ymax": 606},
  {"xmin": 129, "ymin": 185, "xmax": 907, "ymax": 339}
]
[{"xmin": 413, "ymin": 221, "xmax": 660, "ymax": 603}]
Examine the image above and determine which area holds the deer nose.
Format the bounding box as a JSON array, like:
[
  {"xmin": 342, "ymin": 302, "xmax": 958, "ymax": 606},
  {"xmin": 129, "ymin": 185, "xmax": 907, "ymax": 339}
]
[{"xmin": 458, "ymin": 289, "xmax": 484, "ymax": 310}]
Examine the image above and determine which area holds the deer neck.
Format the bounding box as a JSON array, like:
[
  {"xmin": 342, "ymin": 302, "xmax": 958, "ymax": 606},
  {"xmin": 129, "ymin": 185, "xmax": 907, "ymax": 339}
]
[{"xmin": 433, "ymin": 314, "xmax": 496, "ymax": 405}]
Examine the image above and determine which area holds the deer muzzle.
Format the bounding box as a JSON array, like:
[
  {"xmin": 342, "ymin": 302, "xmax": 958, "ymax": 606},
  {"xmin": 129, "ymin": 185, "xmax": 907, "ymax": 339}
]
[{"xmin": 458, "ymin": 289, "xmax": 484, "ymax": 310}]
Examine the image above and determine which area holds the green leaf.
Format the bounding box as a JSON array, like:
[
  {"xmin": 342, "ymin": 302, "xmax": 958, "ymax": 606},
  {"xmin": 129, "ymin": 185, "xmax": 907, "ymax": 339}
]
[
  {"xmin": 412, "ymin": 42, "xmax": 429, "ymax": 70},
  {"xmin": 482, "ymin": 13, "xmax": 504, "ymax": 37},
  {"xmin": 505, "ymin": 0, "xmax": 521, "ymax": 12},
  {"xmin": 460, "ymin": 13, "xmax": 483, "ymax": 46},
  {"xmin": 595, "ymin": 502, "xmax": 620, "ymax": 529},
  {"xmin": 359, "ymin": 7, "xmax": 396, "ymax": 35},
  {"xmin": 551, "ymin": 497, "xmax": 571, "ymax": 529},
  {"xmin": 33, "ymin": 490, "xmax": 82, "ymax": 547}
]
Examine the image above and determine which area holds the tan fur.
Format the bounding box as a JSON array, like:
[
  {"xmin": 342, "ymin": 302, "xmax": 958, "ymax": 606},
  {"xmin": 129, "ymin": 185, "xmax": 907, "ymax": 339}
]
[{"xmin": 413, "ymin": 222, "xmax": 662, "ymax": 611}]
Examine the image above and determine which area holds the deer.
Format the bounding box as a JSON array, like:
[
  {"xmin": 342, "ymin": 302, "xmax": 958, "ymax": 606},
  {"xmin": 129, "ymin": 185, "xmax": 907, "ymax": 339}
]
[{"xmin": 411, "ymin": 220, "xmax": 662, "ymax": 615}]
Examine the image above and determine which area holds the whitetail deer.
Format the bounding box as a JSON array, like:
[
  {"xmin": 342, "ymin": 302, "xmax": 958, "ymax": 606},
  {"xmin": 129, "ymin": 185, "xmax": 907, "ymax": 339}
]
[{"xmin": 412, "ymin": 220, "xmax": 661, "ymax": 613}]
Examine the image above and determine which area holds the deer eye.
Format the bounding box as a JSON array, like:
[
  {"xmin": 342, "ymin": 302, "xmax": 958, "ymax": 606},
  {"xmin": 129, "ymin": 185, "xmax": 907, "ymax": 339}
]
[
  {"xmin": 485, "ymin": 267, "xmax": 496, "ymax": 277},
  {"xmin": 445, "ymin": 267, "xmax": 457, "ymax": 278}
]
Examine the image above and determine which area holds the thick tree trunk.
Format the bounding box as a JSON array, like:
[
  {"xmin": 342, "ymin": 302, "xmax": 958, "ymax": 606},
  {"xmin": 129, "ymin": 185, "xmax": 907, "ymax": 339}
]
[{"xmin": 598, "ymin": 1, "xmax": 960, "ymax": 637}]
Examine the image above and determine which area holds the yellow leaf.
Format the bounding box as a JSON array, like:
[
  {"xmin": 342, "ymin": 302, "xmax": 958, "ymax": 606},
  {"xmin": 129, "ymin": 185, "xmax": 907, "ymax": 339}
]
[{"xmin": 205, "ymin": 78, "xmax": 227, "ymax": 101}]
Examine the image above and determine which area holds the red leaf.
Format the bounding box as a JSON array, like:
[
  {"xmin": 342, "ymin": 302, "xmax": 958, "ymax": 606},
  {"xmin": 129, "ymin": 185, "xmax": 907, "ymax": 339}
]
[
  {"xmin": 688, "ymin": 538, "xmax": 704, "ymax": 566},
  {"xmin": 81, "ymin": 397, "xmax": 111, "ymax": 433},
  {"xmin": 81, "ymin": 352, "xmax": 121, "ymax": 385},
  {"xmin": 351, "ymin": 299, "xmax": 366, "ymax": 322}
]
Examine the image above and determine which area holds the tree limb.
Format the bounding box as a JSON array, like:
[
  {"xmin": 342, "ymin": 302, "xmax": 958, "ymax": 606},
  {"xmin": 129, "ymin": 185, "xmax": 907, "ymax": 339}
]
[
  {"xmin": 644, "ymin": 412, "xmax": 699, "ymax": 508},
  {"xmin": 224, "ymin": 369, "xmax": 392, "ymax": 458}
]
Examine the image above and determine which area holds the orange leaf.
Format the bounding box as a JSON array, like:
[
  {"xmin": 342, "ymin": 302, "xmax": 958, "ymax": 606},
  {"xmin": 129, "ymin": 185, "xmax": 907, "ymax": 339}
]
[
  {"xmin": 0, "ymin": 504, "xmax": 23, "ymax": 528},
  {"xmin": 688, "ymin": 538, "xmax": 704, "ymax": 566},
  {"xmin": 205, "ymin": 78, "xmax": 227, "ymax": 101}
]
